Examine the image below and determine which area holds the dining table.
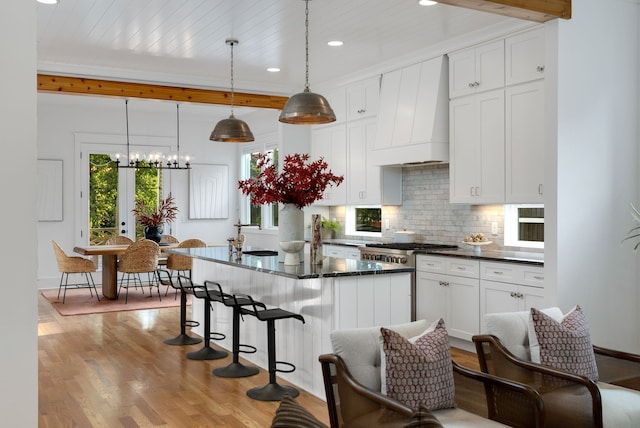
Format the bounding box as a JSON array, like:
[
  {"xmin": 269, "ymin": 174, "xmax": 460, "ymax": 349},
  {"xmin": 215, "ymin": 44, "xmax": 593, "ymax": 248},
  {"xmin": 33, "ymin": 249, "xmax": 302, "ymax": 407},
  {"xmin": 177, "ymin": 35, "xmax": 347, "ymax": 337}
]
[{"xmin": 73, "ymin": 242, "xmax": 179, "ymax": 299}]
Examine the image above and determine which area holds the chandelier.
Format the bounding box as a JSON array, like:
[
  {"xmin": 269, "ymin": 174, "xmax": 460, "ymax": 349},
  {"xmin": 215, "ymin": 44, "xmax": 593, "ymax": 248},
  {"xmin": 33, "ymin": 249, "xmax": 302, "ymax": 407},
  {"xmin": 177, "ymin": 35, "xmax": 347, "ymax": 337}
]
[{"xmin": 113, "ymin": 100, "xmax": 191, "ymax": 170}]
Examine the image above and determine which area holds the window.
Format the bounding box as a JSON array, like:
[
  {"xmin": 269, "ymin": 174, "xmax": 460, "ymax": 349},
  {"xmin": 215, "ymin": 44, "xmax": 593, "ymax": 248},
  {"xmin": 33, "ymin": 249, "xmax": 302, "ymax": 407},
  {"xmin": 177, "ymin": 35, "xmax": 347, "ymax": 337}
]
[
  {"xmin": 504, "ymin": 204, "xmax": 544, "ymax": 249},
  {"xmin": 345, "ymin": 206, "xmax": 382, "ymax": 237},
  {"xmin": 241, "ymin": 144, "xmax": 279, "ymax": 229}
]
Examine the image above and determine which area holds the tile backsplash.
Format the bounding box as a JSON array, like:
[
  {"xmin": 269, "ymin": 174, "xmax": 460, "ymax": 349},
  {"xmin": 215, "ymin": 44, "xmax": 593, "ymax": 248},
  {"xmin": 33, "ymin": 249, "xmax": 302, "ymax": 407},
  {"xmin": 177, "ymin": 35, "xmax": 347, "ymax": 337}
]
[{"xmin": 331, "ymin": 164, "xmax": 510, "ymax": 250}]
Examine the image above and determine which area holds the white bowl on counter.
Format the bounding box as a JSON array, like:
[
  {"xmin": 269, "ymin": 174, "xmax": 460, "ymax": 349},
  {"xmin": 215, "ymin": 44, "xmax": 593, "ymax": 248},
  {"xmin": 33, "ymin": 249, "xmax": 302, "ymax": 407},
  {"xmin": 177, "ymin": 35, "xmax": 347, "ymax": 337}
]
[{"xmin": 280, "ymin": 241, "xmax": 305, "ymax": 265}]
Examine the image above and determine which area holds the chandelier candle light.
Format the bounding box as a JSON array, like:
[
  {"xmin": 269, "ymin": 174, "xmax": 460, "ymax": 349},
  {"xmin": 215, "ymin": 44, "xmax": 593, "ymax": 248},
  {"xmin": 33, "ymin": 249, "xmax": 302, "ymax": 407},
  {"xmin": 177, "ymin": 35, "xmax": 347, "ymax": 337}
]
[
  {"xmin": 238, "ymin": 153, "xmax": 343, "ymax": 262},
  {"xmin": 112, "ymin": 100, "xmax": 191, "ymax": 170}
]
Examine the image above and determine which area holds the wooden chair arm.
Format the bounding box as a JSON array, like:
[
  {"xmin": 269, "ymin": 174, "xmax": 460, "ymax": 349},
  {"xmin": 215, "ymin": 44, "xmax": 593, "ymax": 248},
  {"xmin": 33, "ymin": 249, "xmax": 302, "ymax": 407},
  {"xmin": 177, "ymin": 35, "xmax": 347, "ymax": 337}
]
[
  {"xmin": 473, "ymin": 334, "xmax": 603, "ymax": 427},
  {"xmin": 318, "ymin": 353, "xmax": 413, "ymax": 428},
  {"xmin": 594, "ymin": 345, "xmax": 640, "ymax": 390},
  {"xmin": 452, "ymin": 360, "xmax": 545, "ymax": 427}
]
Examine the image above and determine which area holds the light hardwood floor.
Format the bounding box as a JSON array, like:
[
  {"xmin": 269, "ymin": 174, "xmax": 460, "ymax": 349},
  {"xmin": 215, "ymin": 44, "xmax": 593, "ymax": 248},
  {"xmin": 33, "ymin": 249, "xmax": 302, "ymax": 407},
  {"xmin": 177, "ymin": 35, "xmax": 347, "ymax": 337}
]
[{"xmin": 38, "ymin": 292, "xmax": 478, "ymax": 427}]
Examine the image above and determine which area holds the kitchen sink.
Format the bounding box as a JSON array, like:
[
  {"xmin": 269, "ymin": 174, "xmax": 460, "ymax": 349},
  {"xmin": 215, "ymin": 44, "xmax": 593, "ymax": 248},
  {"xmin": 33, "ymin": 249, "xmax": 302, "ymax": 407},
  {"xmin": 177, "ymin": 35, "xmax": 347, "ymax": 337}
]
[{"xmin": 242, "ymin": 250, "xmax": 278, "ymax": 256}]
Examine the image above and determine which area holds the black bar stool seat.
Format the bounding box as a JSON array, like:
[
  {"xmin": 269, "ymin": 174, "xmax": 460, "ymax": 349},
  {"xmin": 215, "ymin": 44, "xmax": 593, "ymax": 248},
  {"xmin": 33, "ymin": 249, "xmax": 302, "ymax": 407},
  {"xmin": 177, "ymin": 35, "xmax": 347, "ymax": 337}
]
[
  {"xmin": 236, "ymin": 294, "xmax": 306, "ymax": 401},
  {"xmin": 177, "ymin": 275, "xmax": 228, "ymax": 361},
  {"xmin": 157, "ymin": 269, "xmax": 202, "ymax": 346},
  {"xmin": 205, "ymin": 281, "xmax": 260, "ymax": 378}
]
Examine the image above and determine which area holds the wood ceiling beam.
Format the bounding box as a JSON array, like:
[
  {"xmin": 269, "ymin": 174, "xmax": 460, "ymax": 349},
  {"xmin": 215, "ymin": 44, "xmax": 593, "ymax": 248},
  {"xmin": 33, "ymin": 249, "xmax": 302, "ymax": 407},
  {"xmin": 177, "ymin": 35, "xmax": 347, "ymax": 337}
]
[
  {"xmin": 434, "ymin": 0, "xmax": 571, "ymax": 23},
  {"xmin": 37, "ymin": 74, "xmax": 289, "ymax": 110}
]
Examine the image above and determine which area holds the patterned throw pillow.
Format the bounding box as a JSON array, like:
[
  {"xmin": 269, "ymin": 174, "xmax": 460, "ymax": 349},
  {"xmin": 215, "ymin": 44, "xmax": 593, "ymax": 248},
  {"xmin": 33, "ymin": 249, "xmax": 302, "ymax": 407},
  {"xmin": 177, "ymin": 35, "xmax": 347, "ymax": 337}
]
[
  {"xmin": 530, "ymin": 306, "xmax": 599, "ymax": 380},
  {"xmin": 381, "ymin": 319, "xmax": 456, "ymax": 410},
  {"xmin": 270, "ymin": 394, "xmax": 328, "ymax": 428}
]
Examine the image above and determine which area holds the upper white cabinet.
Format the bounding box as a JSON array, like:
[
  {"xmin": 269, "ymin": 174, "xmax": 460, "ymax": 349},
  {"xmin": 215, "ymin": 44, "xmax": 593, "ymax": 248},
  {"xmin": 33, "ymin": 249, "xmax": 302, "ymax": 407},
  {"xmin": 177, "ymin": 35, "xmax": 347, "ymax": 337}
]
[
  {"xmin": 370, "ymin": 56, "xmax": 449, "ymax": 166},
  {"xmin": 347, "ymin": 118, "xmax": 402, "ymax": 205},
  {"xmin": 311, "ymin": 124, "xmax": 347, "ymax": 206},
  {"xmin": 449, "ymin": 89, "xmax": 505, "ymax": 204},
  {"xmin": 505, "ymin": 27, "xmax": 545, "ymax": 86},
  {"xmin": 346, "ymin": 76, "xmax": 380, "ymax": 121},
  {"xmin": 505, "ymin": 80, "xmax": 545, "ymax": 203},
  {"xmin": 448, "ymin": 40, "xmax": 504, "ymax": 99}
]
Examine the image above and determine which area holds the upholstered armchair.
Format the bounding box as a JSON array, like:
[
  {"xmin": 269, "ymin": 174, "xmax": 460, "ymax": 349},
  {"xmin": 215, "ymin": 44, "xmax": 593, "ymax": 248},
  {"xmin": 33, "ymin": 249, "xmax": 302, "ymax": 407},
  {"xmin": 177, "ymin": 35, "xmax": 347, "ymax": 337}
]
[
  {"xmin": 319, "ymin": 320, "xmax": 544, "ymax": 428},
  {"xmin": 473, "ymin": 307, "xmax": 640, "ymax": 427}
]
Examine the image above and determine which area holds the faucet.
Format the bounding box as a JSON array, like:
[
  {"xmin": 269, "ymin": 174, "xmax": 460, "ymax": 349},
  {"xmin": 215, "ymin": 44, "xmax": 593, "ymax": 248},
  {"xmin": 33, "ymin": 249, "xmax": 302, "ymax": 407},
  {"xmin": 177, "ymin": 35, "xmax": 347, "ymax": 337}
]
[{"xmin": 229, "ymin": 219, "xmax": 261, "ymax": 254}]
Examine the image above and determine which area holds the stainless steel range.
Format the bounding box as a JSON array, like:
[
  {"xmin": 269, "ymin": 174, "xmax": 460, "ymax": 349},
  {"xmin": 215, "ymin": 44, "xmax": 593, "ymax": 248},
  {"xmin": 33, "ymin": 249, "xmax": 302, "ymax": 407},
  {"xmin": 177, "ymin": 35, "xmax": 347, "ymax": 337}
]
[{"xmin": 359, "ymin": 243, "xmax": 458, "ymax": 320}]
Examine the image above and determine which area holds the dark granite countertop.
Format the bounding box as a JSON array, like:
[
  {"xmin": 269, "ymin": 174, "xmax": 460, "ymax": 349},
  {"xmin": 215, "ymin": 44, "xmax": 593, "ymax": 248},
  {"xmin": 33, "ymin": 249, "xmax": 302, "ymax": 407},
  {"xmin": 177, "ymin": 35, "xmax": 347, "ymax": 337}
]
[
  {"xmin": 416, "ymin": 248, "xmax": 544, "ymax": 266},
  {"xmin": 320, "ymin": 239, "xmax": 373, "ymax": 247},
  {"xmin": 167, "ymin": 246, "xmax": 414, "ymax": 280}
]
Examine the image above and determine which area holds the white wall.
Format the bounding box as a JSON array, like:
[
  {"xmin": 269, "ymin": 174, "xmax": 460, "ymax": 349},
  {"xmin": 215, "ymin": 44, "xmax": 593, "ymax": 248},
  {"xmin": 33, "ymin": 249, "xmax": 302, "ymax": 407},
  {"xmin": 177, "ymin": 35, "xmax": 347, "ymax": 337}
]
[
  {"xmin": 37, "ymin": 94, "xmax": 280, "ymax": 288},
  {"xmin": 1, "ymin": 0, "xmax": 38, "ymax": 425},
  {"xmin": 548, "ymin": 0, "xmax": 640, "ymax": 351}
]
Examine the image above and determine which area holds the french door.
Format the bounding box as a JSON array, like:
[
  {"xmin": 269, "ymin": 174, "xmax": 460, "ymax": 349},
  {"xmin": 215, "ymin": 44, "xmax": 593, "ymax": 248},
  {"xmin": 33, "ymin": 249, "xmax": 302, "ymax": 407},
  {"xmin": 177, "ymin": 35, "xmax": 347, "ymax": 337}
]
[{"xmin": 76, "ymin": 136, "xmax": 171, "ymax": 246}]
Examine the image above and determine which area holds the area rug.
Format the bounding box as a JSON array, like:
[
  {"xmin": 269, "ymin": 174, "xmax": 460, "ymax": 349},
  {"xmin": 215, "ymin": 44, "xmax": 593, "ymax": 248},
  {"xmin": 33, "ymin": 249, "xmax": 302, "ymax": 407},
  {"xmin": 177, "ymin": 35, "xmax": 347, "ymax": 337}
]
[{"xmin": 41, "ymin": 287, "xmax": 189, "ymax": 316}]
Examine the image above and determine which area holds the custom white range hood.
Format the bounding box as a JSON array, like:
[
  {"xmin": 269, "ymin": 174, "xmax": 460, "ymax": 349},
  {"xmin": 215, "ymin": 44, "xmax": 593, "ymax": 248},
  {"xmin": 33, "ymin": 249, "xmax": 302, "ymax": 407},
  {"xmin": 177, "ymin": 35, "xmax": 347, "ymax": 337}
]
[{"xmin": 370, "ymin": 55, "xmax": 450, "ymax": 167}]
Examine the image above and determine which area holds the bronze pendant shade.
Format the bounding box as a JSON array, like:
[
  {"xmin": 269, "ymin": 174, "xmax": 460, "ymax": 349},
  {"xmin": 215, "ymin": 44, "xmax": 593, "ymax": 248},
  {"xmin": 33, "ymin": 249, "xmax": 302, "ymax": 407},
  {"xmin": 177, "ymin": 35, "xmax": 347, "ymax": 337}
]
[{"xmin": 279, "ymin": 0, "xmax": 336, "ymax": 125}]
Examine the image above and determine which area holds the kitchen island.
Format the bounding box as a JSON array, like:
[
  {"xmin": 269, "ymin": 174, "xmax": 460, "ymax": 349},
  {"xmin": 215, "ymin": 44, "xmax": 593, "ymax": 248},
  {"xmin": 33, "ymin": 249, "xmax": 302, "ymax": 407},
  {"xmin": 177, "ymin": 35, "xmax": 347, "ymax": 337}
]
[{"xmin": 167, "ymin": 246, "xmax": 413, "ymax": 399}]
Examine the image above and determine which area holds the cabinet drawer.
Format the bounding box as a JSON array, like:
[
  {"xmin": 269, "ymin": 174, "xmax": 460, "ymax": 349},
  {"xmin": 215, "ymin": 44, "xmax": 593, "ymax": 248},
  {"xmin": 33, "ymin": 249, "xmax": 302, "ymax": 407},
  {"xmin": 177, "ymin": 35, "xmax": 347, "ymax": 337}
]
[
  {"xmin": 445, "ymin": 259, "xmax": 479, "ymax": 278},
  {"xmin": 481, "ymin": 261, "xmax": 544, "ymax": 288},
  {"xmin": 481, "ymin": 262, "xmax": 516, "ymax": 282},
  {"xmin": 416, "ymin": 255, "xmax": 446, "ymax": 274},
  {"xmin": 521, "ymin": 267, "xmax": 544, "ymax": 288}
]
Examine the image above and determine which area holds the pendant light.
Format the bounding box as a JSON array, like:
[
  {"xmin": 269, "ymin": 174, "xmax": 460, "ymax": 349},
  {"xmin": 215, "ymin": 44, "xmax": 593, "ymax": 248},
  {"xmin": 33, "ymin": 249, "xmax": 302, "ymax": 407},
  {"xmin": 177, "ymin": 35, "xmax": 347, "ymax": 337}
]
[
  {"xmin": 279, "ymin": 0, "xmax": 336, "ymax": 125},
  {"xmin": 210, "ymin": 38, "xmax": 255, "ymax": 142}
]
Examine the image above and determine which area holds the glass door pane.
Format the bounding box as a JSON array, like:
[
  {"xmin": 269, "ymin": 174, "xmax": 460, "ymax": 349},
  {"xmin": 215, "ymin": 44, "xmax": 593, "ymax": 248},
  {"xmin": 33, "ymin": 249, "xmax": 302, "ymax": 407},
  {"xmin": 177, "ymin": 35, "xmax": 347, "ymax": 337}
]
[{"xmin": 88, "ymin": 154, "xmax": 162, "ymax": 245}]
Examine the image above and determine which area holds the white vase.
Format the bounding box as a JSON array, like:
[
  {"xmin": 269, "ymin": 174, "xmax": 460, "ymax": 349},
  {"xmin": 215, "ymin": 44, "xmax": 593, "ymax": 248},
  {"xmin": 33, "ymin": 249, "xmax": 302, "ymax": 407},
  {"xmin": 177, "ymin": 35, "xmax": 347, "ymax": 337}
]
[{"xmin": 278, "ymin": 203, "xmax": 304, "ymax": 263}]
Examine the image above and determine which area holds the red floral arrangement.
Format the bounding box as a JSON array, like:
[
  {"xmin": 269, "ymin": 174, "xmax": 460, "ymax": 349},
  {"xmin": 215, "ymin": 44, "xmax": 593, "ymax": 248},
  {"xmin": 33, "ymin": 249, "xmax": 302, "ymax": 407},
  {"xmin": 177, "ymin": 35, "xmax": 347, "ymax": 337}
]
[
  {"xmin": 131, "ymin": 194, "xmax": 179, "ymax": 227},
  {"xmin": 238, "ymin": 153, "xmax": 344, "ymax": 209}
]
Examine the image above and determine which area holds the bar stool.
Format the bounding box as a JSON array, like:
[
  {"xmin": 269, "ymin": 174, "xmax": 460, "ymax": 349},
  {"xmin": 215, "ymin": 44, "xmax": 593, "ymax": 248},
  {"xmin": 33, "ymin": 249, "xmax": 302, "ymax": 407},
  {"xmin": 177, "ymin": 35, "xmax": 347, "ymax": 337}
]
[
  {"xmin": 157, "ymin": 269, "xmax": 202, "ymax": 346},
  {"xmin": 177, "ymin": 275, "xmax": 228, "ymax": 360},
  {"xmin": 236, "ymin": 293, "xmax": 306, "ymax": 401},
  {"xmin": 204, "ymin": 281, "xmax": 260, "ymax": 378}
]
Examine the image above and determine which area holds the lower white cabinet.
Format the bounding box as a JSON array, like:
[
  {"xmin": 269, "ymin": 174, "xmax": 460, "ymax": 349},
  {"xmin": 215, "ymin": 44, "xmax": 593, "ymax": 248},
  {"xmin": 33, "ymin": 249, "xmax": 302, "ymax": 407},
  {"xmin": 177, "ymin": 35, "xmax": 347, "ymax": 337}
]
[
  {"xmin": 416, "ymin": 255, "xmax": 480, "ymax": 341},
  {"xmin": 479, "ymin": 261, "xmax": 546, "ymax": 332},
  {"xmin": 323, "ymin": 244, "xmax": 361, "ymax": 260}
]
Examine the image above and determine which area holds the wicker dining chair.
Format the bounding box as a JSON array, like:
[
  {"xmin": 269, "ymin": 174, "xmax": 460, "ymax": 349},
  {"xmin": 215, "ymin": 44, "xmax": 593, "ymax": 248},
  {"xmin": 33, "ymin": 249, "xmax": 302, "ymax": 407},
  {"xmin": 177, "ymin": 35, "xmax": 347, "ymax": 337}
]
[
  {"xmin": 160, "ymin": 234, "xmax": 179, "ymax": 244},
  {"xmin": 51, "ymin": 240, "xmax": 100, "ymax": 304},
  {"xmin": 117, "ymin": 239, "xmax": 161, "ymax": 303},
  {"xmin": 163, "ymin": 238, "xmax": 207, "ymax": 297},
  {"xmin": 105, "ymin": 235, "xmax": 134, "ymax": 245}
]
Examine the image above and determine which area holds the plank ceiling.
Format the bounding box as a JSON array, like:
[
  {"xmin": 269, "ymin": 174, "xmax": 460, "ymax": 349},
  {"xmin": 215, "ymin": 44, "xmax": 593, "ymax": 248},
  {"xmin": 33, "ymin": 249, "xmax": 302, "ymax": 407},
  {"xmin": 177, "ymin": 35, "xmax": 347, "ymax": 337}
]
[{"xmin": 37, "ymin": 0, "xmax": 529, "ymax": 97}]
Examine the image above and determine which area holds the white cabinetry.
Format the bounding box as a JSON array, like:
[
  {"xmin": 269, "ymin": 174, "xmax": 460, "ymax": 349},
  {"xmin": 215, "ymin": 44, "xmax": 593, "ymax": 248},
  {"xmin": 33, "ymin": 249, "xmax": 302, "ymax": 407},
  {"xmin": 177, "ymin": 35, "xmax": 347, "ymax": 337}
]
[
  {"xmin": 449, "ymin": 89, "xmax": 505, "ymax": 204},
  {"xmin": 311, "ymin": 124, "xmax": 347, "ymax": 206},
  {"xmin": 448, "ymin": 40, "xmax": 504, "ymax": 98},
  {"xmin": 479, "ymin": 261, "xmax": 545, "ymax": 331},
  {"xmin": 449, "ymin": 27, "xmax": 546, "ymax": 205},
  {"xmin": 371, "ymin": 56, "xmax": 449, "ymax": 166},
  {"xmin": 416, "ymin": 255, "xmax": 480, "ymax": 341},
  {"xmin": 346, "ymin": 76, "xmax": 379, "ymax": 121},
  {"xmin": 323, "ymin": 244, "xmax": 361, "ymax": 260},
  {"xmin": 505, "ymin": 80, "xmax": 545, "ymax": 203},
  {"xmin": 505, "ymin": 27, "xmax": 545, "ymax": 86},
  {"xmin": 347, "ymin": 118, "xmax": 402, "ymax": 205},
  {"xmin": 335, "ymin": 273, "xmax": 411, "ymax": 330}
]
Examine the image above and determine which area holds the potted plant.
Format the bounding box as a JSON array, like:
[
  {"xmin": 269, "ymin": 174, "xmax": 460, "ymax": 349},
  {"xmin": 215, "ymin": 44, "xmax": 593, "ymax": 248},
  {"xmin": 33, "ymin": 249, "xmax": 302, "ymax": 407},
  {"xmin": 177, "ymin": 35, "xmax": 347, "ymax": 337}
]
[
  {"xmin": 321, "ymin": 217, "xmax": 341, "ymax": 240},
  {"xmin": 131, "ymin": 194, "xmax": 179, "ymax": 243}
]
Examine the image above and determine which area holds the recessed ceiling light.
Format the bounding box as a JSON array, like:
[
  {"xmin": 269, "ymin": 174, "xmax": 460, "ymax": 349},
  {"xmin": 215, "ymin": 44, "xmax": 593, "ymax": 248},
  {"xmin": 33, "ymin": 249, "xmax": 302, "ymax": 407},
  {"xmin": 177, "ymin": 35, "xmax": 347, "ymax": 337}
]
[
  {"xmin": 37, "ymin": 0, "xmax": 59, "ymax": 4},
  {"xmin": 328, "ymin": 41, "xmax": 343, "ymax": 47},
  {"xmin": 267, "ymin": 67, "xmax": 280, "ymax": 73},
  {"xmin": 418, "ymin": 0, "xmax": 438, "ymax": 5}
]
